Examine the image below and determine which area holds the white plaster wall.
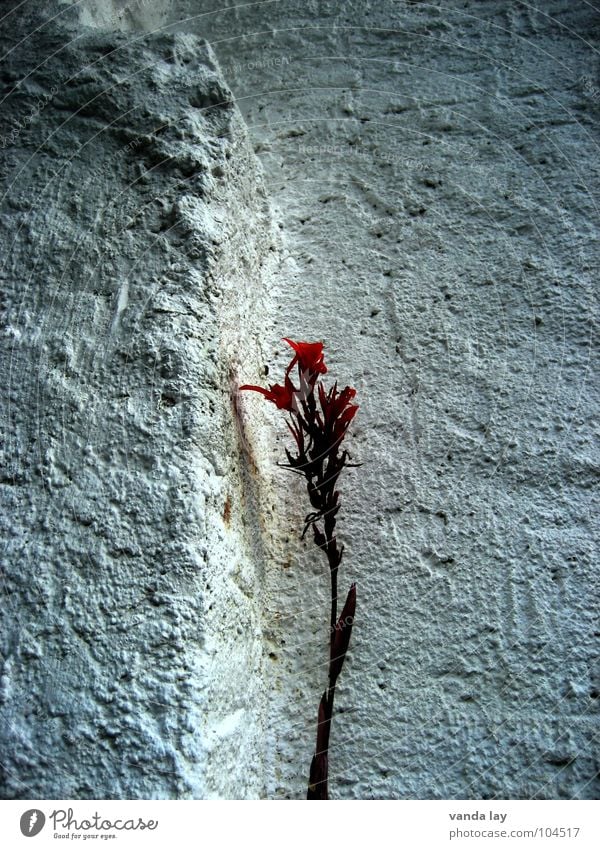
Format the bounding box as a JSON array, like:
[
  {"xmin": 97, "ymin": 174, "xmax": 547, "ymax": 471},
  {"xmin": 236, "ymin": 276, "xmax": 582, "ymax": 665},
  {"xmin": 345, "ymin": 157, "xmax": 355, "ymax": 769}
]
[
  {"xmin": 163, "ymin": 0, "xmax": 599, "ymax": 800},
  {"xmin": 2, "ymin": 0, "xmax": 599, "ymax": 800}
]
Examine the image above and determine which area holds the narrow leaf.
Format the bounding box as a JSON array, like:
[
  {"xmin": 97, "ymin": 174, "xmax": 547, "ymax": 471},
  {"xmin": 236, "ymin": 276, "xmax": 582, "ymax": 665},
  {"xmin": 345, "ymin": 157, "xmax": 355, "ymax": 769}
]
[
  {"xmin": 315, "ymin": 691, "xmax": 330, "ymax": 754},
  {"xmin": 329, "ymin": 583, "xmax": 356, "ymax": 686}
]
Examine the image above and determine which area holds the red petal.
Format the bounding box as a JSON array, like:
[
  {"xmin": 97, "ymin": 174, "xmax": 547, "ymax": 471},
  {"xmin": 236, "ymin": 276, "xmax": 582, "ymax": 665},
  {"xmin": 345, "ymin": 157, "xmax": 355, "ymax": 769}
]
[
  {"xmin": 339, "ymin": 403, "xmax": 359, "ymax": 429},
  {"xmin": 283, "ymin": 338, "xmax": 327, "ymax": 375},
  {"xmin": 239, "ymin": 384, "xmax": 272, "ymax": 397},
  {"xmin": 269, "ymin": 382, "xmax": 294, "ymax": 410},
  {"xmin": 239, "ymin": 379, "xmax": 296, "ymax": 412}
]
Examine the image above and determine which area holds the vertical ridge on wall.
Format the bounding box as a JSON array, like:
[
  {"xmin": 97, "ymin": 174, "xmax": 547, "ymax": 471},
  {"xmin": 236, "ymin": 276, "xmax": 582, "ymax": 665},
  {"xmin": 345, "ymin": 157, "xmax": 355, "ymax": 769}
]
[{"xmin": 0, "ymin": 9, "xmax": 276, "ymax": 799}]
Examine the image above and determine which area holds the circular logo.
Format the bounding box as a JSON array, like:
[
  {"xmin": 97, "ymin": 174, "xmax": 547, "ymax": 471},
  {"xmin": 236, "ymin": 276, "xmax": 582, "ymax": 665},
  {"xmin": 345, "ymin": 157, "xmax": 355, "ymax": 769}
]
[{"xmin": 19, "ymin": 810, "xmax": 45, "ymax": 837}]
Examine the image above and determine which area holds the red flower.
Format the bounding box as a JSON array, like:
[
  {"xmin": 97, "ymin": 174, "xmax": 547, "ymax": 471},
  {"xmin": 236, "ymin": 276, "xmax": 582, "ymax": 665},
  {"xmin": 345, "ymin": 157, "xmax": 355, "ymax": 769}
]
[
  {"xmin": 239, "ymin": 375, "xmax": 296, "ymax": 411},
  {"xmin": 318, "ymin": 382, "xmax": 359, "ymax": 439},
  {"xmin": 284, "ymin": 338, "xmax": 327, "ymax": 376},
  {"xmin": 241, "ymin": 336, "xmax": 358, "ymax": 802}
]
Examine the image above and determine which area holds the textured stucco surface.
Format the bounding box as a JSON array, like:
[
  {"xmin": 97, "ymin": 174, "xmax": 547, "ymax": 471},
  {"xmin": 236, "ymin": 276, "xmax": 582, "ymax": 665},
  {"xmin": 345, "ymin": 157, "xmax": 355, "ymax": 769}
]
[
  {"xmin": 160, "ymin": 0, "xmax": 599, "ymax": 800},
  {"xmin": 0, "ymin": 4, "xmax": 277, "ymax": 798},
  {"xmin": 2, "ymin": 0, "xmax": 599, "ymax": 800}
]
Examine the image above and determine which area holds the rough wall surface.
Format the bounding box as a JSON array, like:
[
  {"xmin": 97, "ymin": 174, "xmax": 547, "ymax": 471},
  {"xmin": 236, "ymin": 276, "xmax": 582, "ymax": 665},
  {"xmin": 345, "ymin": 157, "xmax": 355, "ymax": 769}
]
[
  {"xmin": 0, "ymin": 6, "xmax": 277, "ymax": 798},
  {"xmin": 165, "ymin": 0, "xmax": 597, "ymax": 800},
  {"xmin": 2, "ymin": 0, "xmax": 599, "ymax": 800}
]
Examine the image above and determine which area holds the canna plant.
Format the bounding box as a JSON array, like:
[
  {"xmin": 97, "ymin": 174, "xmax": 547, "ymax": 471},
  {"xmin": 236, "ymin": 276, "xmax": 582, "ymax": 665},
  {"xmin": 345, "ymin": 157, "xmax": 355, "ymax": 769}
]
[{"xmin": 240, "ymin": 338, "xmax": 359, "ymax": 800}]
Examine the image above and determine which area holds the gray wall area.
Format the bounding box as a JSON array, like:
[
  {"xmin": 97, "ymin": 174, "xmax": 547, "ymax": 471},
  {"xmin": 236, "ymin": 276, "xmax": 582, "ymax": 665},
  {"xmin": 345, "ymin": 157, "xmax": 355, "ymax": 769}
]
[
  {"xmin": 0, "ymin": 4, "xmax": 277, "ymax": 798},
  {"xmin": 1, "ymin": 1, "xmax": 598, "ymax": 799}
]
